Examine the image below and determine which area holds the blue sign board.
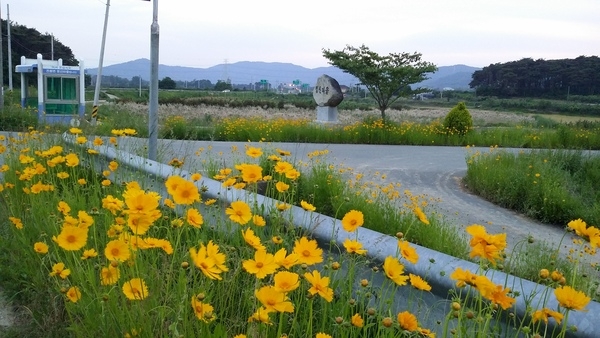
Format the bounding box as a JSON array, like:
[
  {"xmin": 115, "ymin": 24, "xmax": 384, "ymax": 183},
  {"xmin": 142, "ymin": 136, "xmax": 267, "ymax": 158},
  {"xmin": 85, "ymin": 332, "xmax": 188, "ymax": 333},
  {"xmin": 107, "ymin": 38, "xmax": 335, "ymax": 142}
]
[{"xmin": 43, "ymin": 68, "xmax": 80, "ymax": 75}]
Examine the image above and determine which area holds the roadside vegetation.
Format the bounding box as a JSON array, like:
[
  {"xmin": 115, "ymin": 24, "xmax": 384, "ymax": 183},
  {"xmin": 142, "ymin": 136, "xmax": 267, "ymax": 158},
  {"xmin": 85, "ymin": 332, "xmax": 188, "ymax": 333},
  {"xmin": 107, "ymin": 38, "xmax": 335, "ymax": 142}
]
[{"xmin": 1, "ymin": 128, "xmax": 598, "ymax": 337}]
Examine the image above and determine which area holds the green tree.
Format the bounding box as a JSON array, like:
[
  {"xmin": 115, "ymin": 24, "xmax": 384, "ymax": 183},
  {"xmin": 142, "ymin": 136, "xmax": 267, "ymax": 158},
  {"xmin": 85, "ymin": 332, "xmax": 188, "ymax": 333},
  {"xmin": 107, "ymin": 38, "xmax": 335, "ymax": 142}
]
[
  {"xmin": 158, "ymin": 77, "xmax": 176, "ymax": 89},
  {"xmin": 214, "ymin": 80, "xmax": 232, "ymax": 91},
  {"xmin": 322, "ymin": 44, "xmax": 437, "ymax": 119}
]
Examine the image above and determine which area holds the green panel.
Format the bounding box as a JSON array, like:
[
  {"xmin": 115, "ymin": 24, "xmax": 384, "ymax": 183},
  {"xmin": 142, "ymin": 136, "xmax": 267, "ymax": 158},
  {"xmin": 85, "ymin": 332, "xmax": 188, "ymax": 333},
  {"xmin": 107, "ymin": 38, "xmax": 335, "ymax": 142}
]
[
  {"xmin": 46, "ymin": 103, "xmax": 78, "ymax": 115},
  {"xmin": 62, "ymin": 78, "xmax": 77, "ymax": 100},
  {"xmin": 46, "ymin": 77, "xmax": 61, "ymax": 100}
]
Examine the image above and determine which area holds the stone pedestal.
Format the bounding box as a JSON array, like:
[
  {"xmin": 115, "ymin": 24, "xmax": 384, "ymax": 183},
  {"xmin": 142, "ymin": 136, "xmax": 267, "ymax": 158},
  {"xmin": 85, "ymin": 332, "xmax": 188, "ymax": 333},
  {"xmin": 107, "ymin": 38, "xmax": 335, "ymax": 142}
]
[{"xmin": 316, "ymin": 106, "xmax": 338, "ymax": 123}]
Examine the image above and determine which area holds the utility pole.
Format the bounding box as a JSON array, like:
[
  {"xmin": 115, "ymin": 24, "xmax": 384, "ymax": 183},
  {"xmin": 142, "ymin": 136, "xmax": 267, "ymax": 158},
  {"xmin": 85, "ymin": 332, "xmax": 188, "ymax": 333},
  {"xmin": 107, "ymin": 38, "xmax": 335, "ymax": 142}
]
[
  {"xmin": 148, "ymin": 0, "xmax": 159, "ymax": 161},
  {"xmin": 0, "ymin": 2, "xmax": 4, "ymax": 111},
  {"xmin": 92, "ymin": 0, "xmax": 111, "ymax": 125},
  {"xmin": 7, "ymin": 4, "xmax": 12, "ymax": 91},
  {"xmin": 51, "ymin": 34, "xmax": 54, "ymax": 60}
]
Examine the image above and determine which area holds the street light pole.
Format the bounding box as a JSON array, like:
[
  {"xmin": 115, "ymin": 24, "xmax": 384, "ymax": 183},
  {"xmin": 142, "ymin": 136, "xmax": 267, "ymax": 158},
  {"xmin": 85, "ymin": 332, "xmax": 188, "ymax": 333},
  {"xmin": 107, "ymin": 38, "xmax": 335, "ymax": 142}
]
[
  {"xmin": 92, "ymin": 0, "xmax": 111, "ymax": 125},
  {"xmin": 147, "ymin": 0, "xmax": 159, "ymax": 161}
]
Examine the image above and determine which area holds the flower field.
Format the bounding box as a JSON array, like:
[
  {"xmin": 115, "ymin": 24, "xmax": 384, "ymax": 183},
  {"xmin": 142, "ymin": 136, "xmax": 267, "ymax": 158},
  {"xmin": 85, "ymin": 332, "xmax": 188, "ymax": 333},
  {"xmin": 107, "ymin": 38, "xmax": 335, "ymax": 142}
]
[{"xmin": 0, "ymin": 128, "xmax": 598, "ymax": 338}]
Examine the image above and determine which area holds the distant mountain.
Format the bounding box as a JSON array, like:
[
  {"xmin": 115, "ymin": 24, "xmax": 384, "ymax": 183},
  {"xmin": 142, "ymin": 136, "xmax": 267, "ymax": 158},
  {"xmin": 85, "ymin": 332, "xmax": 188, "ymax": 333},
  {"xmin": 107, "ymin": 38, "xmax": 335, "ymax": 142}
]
[{"xmin": 87, "ymin": 59, "xmax": 480, "ymax": 90}]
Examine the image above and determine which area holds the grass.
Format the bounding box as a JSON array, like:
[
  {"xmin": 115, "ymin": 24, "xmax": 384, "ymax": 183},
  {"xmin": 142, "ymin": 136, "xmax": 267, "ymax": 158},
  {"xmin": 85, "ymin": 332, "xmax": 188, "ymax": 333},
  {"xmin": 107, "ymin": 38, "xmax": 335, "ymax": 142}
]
[
  {"xmin": 464, "ymin": 148, "xmax": 600, "ymax": 226},
  {"xmin": 1, "ymin": 127, "xmax": 599, "ymax": 338}
]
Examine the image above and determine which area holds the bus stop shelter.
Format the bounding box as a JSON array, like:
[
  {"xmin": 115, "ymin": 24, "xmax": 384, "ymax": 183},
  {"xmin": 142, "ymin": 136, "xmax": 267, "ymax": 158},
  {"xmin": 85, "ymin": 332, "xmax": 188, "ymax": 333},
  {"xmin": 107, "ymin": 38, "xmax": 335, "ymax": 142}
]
[{"xmin": 16, "ymin": 54, "xmax": 85, "ymax": 125}]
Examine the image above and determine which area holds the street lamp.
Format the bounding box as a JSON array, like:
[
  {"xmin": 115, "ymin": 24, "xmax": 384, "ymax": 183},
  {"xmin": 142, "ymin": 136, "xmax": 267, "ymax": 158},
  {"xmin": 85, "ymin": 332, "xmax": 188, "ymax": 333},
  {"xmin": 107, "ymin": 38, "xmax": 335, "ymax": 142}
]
[{"xmin": 144, "ymin": 0, "xmax": 159, "ymax": 161}]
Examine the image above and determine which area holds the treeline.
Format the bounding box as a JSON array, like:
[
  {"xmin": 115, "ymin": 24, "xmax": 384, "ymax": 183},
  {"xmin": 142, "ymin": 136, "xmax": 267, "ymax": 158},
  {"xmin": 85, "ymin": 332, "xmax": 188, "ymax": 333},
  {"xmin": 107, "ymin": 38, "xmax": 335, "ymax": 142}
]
[
  {"xmin": 2, "ymin": 19, "xmax": 78, "ymax": 87},
  {"xmin": 469, "ymin": 56, "xmax": 600, "ymax": 98}
]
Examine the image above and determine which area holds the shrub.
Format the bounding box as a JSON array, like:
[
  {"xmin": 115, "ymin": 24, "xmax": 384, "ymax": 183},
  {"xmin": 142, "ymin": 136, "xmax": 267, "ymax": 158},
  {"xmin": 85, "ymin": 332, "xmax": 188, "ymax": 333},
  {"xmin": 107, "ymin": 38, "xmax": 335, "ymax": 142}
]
[{"xmin": 443, "ymin": 102, "xmax": 473, "ymax": 135}]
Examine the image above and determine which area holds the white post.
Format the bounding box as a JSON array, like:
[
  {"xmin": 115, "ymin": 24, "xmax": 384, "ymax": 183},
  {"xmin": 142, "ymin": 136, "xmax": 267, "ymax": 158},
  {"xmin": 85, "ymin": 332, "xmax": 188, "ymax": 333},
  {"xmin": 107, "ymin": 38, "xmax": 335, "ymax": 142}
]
[
  {"xmin": 148, "ymin": 0, "xmax": 160, "ymax": 161},
  {"xmin": 78, "ymin": 60, "xmax": 85, "ymax": 118},
  {"xmin": 92, "ymin": 0, "xmax": 110, "ymax": 124}
]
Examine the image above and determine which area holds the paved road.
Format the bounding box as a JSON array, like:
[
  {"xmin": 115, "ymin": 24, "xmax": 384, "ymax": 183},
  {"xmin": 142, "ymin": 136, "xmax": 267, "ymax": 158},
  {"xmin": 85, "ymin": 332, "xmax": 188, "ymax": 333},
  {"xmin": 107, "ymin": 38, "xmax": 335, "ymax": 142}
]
[{"xmin": 112, "ymin": 138, "xmax": 594, "ymax": 263}]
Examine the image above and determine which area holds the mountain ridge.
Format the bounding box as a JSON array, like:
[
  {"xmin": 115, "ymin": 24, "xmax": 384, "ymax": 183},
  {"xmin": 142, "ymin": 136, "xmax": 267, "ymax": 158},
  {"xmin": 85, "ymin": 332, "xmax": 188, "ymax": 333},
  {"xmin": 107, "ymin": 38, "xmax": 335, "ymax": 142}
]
[{"xmin": 87, "ymin": 59, "xmax": 480, "ymax": 90}]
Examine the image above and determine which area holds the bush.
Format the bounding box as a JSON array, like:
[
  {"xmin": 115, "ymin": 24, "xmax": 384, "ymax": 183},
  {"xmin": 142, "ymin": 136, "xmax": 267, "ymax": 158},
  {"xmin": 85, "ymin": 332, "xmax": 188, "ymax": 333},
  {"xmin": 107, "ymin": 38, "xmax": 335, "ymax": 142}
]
[{"xmin": 443, "ymin": 102, "xmax": 473, "ymax": 135}]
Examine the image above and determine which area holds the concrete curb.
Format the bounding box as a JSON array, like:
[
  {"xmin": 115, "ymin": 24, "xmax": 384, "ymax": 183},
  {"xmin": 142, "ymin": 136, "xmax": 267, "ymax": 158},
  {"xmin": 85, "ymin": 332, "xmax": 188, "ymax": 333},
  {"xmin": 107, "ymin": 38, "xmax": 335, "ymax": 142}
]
[{"xmin": 63, "ymin": 133, "xmax": 600, "ymax": 337}]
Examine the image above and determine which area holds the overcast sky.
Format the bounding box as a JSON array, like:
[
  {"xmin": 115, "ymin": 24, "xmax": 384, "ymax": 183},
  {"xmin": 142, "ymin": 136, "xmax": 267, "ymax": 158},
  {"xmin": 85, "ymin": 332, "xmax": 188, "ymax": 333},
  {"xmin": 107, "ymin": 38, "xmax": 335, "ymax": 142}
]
[{"xmin": 8, "ymin": 0, "xmax": 600, "ymax": 70}]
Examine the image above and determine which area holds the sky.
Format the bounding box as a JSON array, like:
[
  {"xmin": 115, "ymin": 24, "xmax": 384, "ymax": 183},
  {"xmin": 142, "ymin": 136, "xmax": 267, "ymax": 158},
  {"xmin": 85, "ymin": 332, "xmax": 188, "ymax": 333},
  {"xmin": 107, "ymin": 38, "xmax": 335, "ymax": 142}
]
[{"xmin": 7, "ymin": 0, "xmax": 600, "ymax": 70}]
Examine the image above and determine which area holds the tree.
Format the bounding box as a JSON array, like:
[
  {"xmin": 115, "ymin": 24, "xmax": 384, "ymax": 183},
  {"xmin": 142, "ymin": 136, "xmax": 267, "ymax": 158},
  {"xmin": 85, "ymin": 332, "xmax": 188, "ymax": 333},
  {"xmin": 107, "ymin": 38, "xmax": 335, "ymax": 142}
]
[
  {"xmin": 158, "ymin": 77, "xmax": 176, "ymax": 89},
  {"xmin": 214, "ymin": 80, "xmax": 232, "ymax": 91},
  {"xmin": 322, "ymin": 44, "xmax": 437, "ymax": 119}
]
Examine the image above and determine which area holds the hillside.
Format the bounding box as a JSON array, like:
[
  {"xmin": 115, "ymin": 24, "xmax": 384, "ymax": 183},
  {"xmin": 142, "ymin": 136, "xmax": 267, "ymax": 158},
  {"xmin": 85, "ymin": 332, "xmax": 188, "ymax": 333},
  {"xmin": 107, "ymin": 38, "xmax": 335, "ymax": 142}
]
[{"xmin": 87, "ymin": 59, "xmax": 480, "ymax": 90}]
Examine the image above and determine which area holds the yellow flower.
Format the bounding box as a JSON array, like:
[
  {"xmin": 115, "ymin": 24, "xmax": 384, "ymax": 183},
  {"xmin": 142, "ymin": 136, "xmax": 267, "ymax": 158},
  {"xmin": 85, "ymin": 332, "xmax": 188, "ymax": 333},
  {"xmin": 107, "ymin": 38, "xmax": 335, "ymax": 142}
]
[
  {"xmin": 554, "ymin": 286, "xmax": 591, "ymax": 311},
  {"xmin": 57, "ymin": 172, "xmax": 69, "ymax": 179},
  {"xmin": 102, "ymin": 195, "xmax": 124, "ymax": 215},
  {"xmin": 276, "ymin": 203, "xmax": 291, "ymax": 211},
  {"xmin": 315, "ymin": 334, "xmax": 332, "ymax": 338},
  {"xmin": 304, "ymin": 270, "xmax": 334, "ymax": 302},
  {"xmin": 450, "ymin": 267, "xmax": 478, "ymax": 287},
  {"xmin": 241, "ymin": 164, "xmax": 263, "ymax": 184},
  {"xmin": 466, "ymin": 224, "xmax": 507, "ymax": 265},
  {"xmin": 108, "ymin": 161, "xmax": 118, "ymax": 171},
  {"xmin": 191, "ymin": 172, "xmax": 202, "ymax": 181},
  {"xmin": 81, "ymin": 248, "xmax": 98, "ymax": 260},
  {"xmin": 9, "ymin": 216, "xmax": 23, "ymax": 229},
  {"xmin": 93, "ymin": 137, "xmax": 104, "ymax": 146},
  {"xmin": 242, "ymin": 250, "xmax": 279, "ymax": 279},
  {"xmin": 351, "ymin": 313, "xmax": 364, "ymax": 328},
  {"xmin": 126, "ymin": 213, "xmax": 154, "ymax": 235},
  {"xmin": 53, "ymin": 226, "xmax": 88, "ymax": 251},
  {"xmin": 341, "ymin": 210, "xmax": 364, "ymax": 232},
  {"xmin": 274, "ymin": 248, "xmax": 299, "ymax": 269},
  {"xmin": 285, "ymin": 169, "xmax": 300, "ymax": 180},
  {"xmin": 189, "ymin": 241, "xmax": 228, "ymax": 280},
  {"xmin": 252, "ymin": 215, "xmax": 266, "ymax": 227},
  {"xmin": 77, "ymin": 178, "xmax": 86, "ymax": 185},
  {"xmin": 69, "ymin": 127, "xmax": 82, "ymax": 134},
  {"xmin": 101, "ymin": 179, "xmax": 111, "ymax": 186},
  {"xmin": 191, "ymin": 296, "xmax": 216, "ymax": 322},
  {"xmin": 413, "ymin": 206, "xmax": 430, "ymax": 225},
  {"xmin": 255, "ymin": 286, "xmax": 294, "ymax": 313},
  {"xmin": 343, "ymin": 238, "xmax": 367, "ymax": 255},
  {"xmin": 242, "ymin": 228, "xmax": 265, "ymax": 251},
  {"xmin": 76, "ymin": 136, "xmax": 87, "ymax": 144},
  {"xmin": 300, "ymin": 200, "xmax": 316, "ymax": 212},
  {"xmin": 105, "ymin": 239, "xmax": 131, "ymax": 262},
  {"xmin": 275, "ymin": 181, "xmax": 289, "ymax": 193},
  {"xmin": 532, "ymin": 308, "xmax": 564, "ymax": 324},
  {"xmin": 397, "ymin": 311, "xmax": 418, "ymax": 331},
  {"xmin": 274, "ymin": 161, "xmax": 293, "ymax": 174},
  {"xmin": 225, "ymin": 200, "xmax": 252, "ymax": 225},
  {"xmin": 100, "ymin": 265, "xmax": 120, "ymax": 285},
  {"xmin": 66, "ymin": 286, "xmax": 81, "ymax": 303},
  {"xmin": 34, "ymin": 242, "xmax": 49, "ymax": 254},
  {"xmin": 246, "ymin": 146, "xmax": 263, "ymax": 158},
  {"xmin": 50, "ymin": 262, "xmax": 71, "ymax": 279},
  {"xmin": 186, "ymin": 208, "xmax": 204, "ymax": 228},
  {"xmin": 122, "ymin": 278, "xmax": 149, "ymax": 300},
  {"xmin": 409, "ymin": 274, "xmax": 431, "ymax": 291},
  {"xmin": 172, "ymin": 179, "xmax": 201, "ymax": 205},
  {"xmin": 398, "ymin": 240, "xmax": 419, "ymax": 264},
  {"xmin": 484, "ymin": 284, "xmax": 516, "ymax": 310},
  {"xmin": 273, "ymin": 271, "xmax": 300, "ymax": 293},
  {"xmin": 293, "ymin": 237, "xmax": 323, "ymax": 266},
  {"xmin": 382, "ymin": 256, "xmax": 408, "ymax": 286},
  {"xmin": 65, "ymin": 153, "xmax": 79, "ymax": 167},
  {"xmin": 272, "ymin": 236, "xmax": 284, "ymax": 245}
]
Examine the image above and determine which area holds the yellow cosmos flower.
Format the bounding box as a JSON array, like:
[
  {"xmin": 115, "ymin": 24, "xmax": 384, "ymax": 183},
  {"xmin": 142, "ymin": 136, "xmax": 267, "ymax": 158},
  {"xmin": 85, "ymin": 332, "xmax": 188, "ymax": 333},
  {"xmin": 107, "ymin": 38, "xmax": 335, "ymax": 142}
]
[
  {"xmin": 532, "ymin": 308, "xmax": 564, "ymax": 324},
  {"xmin": 409, "ymin": 274, "xmax": 432, "ymax": 291},
  {"xmin": 186, "ymin": 208, "xmax": 204, "ymax": 228},
  {"xmin": 274, "ymin": 161, "xmax": 293, "ymax": 174},
  {"xmin": 122, "ymin": 278, "xmax": 149, "ymax": 300},
  {"xmin": 87, "ymin": 149, "xmax": 99, "ymax": 155},
  {"xmin": 105, "ymin": 239, "xmax": 131, "ymax": 262},
  {"xmin": 413, "ymin": 206, "xmax": 430, "ymax": 225},
  {"xmin": 341, "ymin": 210, "xmax": 364, "ymax": 232},
  {"xmin": 242, "ymin": 228, "xmax": 265, "ymax": 251},
  {"xmin": 300, "ymin": 200, "xmax": 316, "ymax": 212},
  {"xmin": 93, "ymin": 137, "xmax": 104, "ymax": 146},
  {"xmin": 292, "ymin": 237, "xmax": 323, "ymax": 266},
  {"xmin": 351, "ymin": 313, "xmax": 364, "ymax": 328},
  {"xmin": 172, "ymin": 179, "xmax": 201, "ymax": 205},
  {"xmin": 398, "ymin": 240, "xmax": 419, "ymax": 264},
  {"xmin": 57, "ymin": 172, "xmax": 69, "ymax": 179},
  {"xmin": 191, "ymin": 296, "xmax": 216, "ymax": 322},
  {"xmin": 252, "ymin": 215, "xmax": 266, "ymax": 227},
  {"xmin": 246, "ymin": 146, "xmax": 263, "ymax": 158},
  {"xmin": 191, "ymin": 172, "xmax": 202, "ymax": 181},
  {"xmin": 100, "ymin": 265, "xmax": 120, "ymax": 285},
  {"xmin": 255, "ymin": 286, "xmax": 294, "ymax": 313},
  {"xmin": 76, "ymin": 136, "xmax": 87, "ymax": 144},
  {"xmin": 108, "ymin": 160, "xmax": 118, "ymax": 171},
  {"xmin": 382, "ymin": 256, "xmax": 408, "ymax": 286},
  {"xmin": 65, "ymin": 153, "xmax": 79, "ymax": 167},
  {"xmin": 240, "ymin": 164, "xmax": 263, "ymax": 184},
  {"xmin": 554, "ymin": 286, "xmax": 591, "ymax": 311},
  {"xmin": 49, "ymin": 262, "xmax": 71, "ymax": 279},
  {"xmin": 53, "ymin": 226, "xmax": 88, "ymax": 251},
  {"xmin": 466, "ymin": 224, "xmax": 507, "ymax": 266},
  {"xmin": 225, "ymin": 200, "xmax": 252, "ymax": 225},
  {"xmin": 397, "ymin": 311, "xmax": 418, "ymax": 331},
  {"xmin": 77, "ymin": 178, "xmax": 86, "ymax": 185},
  {"xmin": 273, "ymin": 271, "xmax": 300, "ymax": 293},
  {"xmin": 69, "ymin": 127, "xmax": 82, "ymax": 134},
  {"xmin": 315, "ymin": 334, "xmax": 332, "ymax": 338},
  {"xmin": 101, "ymin": 179, "xmax": 111, "ymax": 186},
  {"xmin": 343, "ymin": 238, "xmax": 367, "ymax": 255},
  {"xmin": 66, "ymin": 286, "xmax": 81, "ymax": 303},
  {"xmin": 274, "ymin": 248, "xmax": 299, "ymax": 269},
  {"xmin": 204, "ymin": 199, "xmax": 217, "ymax": 206},
  {"xmin": 189, "ymin": 241, "xmax": 228, "ymax": 280},
  {"xmin": 102, "ymin": 195, "xmax": 124, "ymax": 215},
  {"xmin": 34, "ymin": 242, "xmax": 49, "ymax": 254},
  {"xmin": 285, "ymin": 169, "xmax": 300, "ymax": 180},
  {"xmin": 304, "ymin": 270, "xmax": 334, "ymax": 302},
  {"xmin": 276, "ymin": 203, "xmax": 291, "ymax": 211},
  {"xmin": 9, "ymin": 217, "xmax": 23, "ymax": 229},
  {"xmin": 242, "ymin": 250, "xmax": 279, "ymax": 279},
  {"xmin": 81, "ymin": 248, "xmax": 98, "ymax": 260},
  {"xmin": 275, "ymin": 181, "xmax": 289, "ymax": 193}
]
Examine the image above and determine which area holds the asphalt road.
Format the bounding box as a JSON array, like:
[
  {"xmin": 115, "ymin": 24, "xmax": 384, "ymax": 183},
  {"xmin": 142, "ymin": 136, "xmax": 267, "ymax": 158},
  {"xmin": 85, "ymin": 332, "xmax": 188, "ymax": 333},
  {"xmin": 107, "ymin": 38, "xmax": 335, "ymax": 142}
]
[{"xmin": 111, "ymin": 138, "xmax": 594, "ymax": 262}]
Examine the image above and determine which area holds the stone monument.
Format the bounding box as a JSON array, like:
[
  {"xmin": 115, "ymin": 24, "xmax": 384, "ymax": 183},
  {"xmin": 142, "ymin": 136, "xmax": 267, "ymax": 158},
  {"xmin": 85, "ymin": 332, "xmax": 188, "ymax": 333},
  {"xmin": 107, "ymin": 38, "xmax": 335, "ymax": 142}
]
[{"xmin": 313, "ymin": 74, "xmax": 343, "ymax": 123}]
